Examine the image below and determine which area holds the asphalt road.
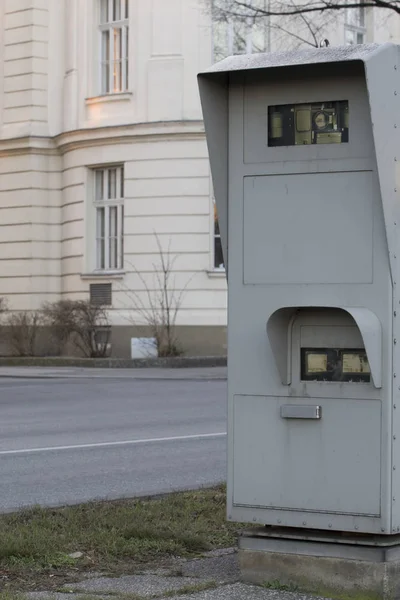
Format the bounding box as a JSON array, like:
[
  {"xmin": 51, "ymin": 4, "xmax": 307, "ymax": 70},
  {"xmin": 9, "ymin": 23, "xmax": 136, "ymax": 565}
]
[{"xmin": 0, "ymin": 377, "xmax": 227, "ymax": 512}]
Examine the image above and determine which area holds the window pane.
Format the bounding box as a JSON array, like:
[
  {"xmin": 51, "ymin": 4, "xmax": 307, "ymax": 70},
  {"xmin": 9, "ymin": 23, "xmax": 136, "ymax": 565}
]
[
  {"xmin": 357, "ymin": 32, "xmax": 365, "ymax": 43},
  {"xmin": 95, "ymin": 171, "xmax": 104, "ymax": 201},
  {"xmin": 102, "ymin": 31, "xmax": 110, "ymax": 94},
  {"xmin": 113, "ymin": 0, "xmax": 121, "ymax": 21},
  {"xmin": 113, "ymin": 28, "xmax": 122, "ymax": 92},
  {"xmin": 233, "ymin": 22, "xmax": 247, "ymax": 54},
  {"xmin": 108, "ymin": 168, "xmax": 117, "ymax": 198},
  {"xmin": 114, "ymin": 27, "xmax": 121, "ymax": 59},
  {"xmin": 100, "ymin": 0, "xmax": 109, "ymax": 24},
  {"xmin": 124, "ymin": 0, "xmax": 129, "ymax": 19},
  {"xmin": 345, "ymin": 28, "xmax": 355, "ymax": 44},
  {"xmin": 109, "ymin": 206, "xmax": 118, "ymax": 237},
  {"xmin": 124, "ymin": 28, "xmax": 129, "ymax": 89},
  {"xmin": 121, "ymin": 205, "xmax": 124, "ymax": 268},
  {"xmin": 345, "ymin": 2, "xmax": 365, "ymax": 27},
  {"xmin": 102, "ymin": 30, "xmax": 110, "ymax": 61},
  {"xmin": 108, "ymin": 206, "xmax": 118, "ymax": 269},
  {"xmin": 97, "ymin": 240, "xmax": 105, "ymax": 269},
  {"xmin": 109, "ymin": 238, "xmax": 118, "ymax": 269},
  {"xmin": 214, "ymin": 237, "xmax": 224, "ymax": 270},
  {"xmin": 113, "ymin": 61, "xmax": 121, "ymax": 92},
  {"xmin": 97, "ymin": 208, "xmax": 105, "ymax": 269},
  {"xmin": 102, "ymin": 63, "xmax": 110, "ymax": 94},
  {"xmin": 120, "ymin": 167, "xmax": 124, "ymax": 198},
  {"xmin": 97, "ymin": 207, "xmax": 105, "ymax": 237}
]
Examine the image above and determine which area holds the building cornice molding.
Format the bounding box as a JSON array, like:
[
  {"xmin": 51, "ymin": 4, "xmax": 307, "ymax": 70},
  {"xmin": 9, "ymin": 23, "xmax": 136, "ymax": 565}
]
[
  {"xmin": 55, "ymin": 120, "xmax": 206, "ymax": 153},
  {"xmin": 0, "ymin": 120, "xmax": 206, "ymax": 156},
  {"xmin": 0, "ymin": 136, "xmax": 58, "ymax": 158}
]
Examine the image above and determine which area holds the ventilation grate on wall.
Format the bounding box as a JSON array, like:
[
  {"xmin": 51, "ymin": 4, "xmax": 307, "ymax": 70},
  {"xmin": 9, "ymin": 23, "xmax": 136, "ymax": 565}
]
[{"xmin": 90, "ymin": 283, "xmax": 112, "ymax": 306}]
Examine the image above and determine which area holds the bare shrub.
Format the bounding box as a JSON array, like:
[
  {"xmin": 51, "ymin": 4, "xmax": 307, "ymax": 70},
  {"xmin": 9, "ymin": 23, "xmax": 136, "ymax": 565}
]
[
  {"xmin": 0, "ymin": 298, "xmax": 9, "ymax": 355},
  {"xmin": 5, "ymin": 311, "xmax": 43, "ymax": 357},
  {"xmin": 42, "ymin": 300, "xmax": 78, "ymax": 354},
  {"xmin": 0, "ymin": 298, "xmax": 7, "ymax": 315},
  {"xmin": 43, "ymin": 300, "xmax": 110, "ymax": 358},
  {"xmin": 120, "ymin": 234, "xmax": 192, "ymax": 358}
]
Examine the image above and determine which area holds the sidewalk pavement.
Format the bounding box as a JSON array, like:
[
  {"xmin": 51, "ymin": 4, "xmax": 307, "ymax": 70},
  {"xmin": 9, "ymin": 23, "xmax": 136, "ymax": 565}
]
[
  {"xmin": 0, "ymin": 366, "xmax": 227, "ymax": 381},
  {"xmin": 25, "ymin": 549, "xmax": 328, "ymax": 600}
]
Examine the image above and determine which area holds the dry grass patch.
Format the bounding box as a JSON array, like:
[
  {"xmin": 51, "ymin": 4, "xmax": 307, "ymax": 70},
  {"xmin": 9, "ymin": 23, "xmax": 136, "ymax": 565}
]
[{"xmin": 0, "ymin": 486, "xmax": 236, "ymax": 592}]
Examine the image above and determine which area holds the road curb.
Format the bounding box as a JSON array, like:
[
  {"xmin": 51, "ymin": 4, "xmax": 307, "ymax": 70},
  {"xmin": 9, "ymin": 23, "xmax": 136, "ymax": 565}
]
[
  {"xmin": 0, "ymin": 375, "xmax": 227, "ymax": 381},
  {"xmin": 0, "ymin": 356, "xmax": 227, "ymax": 369}
]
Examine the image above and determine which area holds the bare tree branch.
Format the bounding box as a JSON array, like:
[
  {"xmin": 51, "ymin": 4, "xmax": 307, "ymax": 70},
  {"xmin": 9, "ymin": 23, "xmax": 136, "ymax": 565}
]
[
  {"xmin": 118, "ymin": 233, "xmax": 194, "ymax": 358},
  {"xmin": 4, "ymin": 311, "xmax": 43, "ymax": 357},
  {"xmin": 298, "ymin": 11, "xmax": 319, "ymax": 46},
  {"xmin": 208, "ymin": 0, "xmax": 390, "ymax": 53},
  {"xmin": 217, "ymin": 0, "xmax": 400, "ymax": 18},
  {"xmin": 42, "ymin": 300, "xmax": 111, "ymax": 358},
  {"xmin": 269, "ymin": 18, "xmax": 322, "ymax": 47}
]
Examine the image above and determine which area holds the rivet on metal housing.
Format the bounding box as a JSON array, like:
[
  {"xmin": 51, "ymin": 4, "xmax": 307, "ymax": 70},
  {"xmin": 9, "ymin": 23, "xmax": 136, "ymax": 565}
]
[
  {"xmin": 394, "ymin": 435, "xmax": 397, "ymax": 440},
  {"xmin": 396, "ymin": 124, "xmax": 398, "ymax": 128},
  {"xmin": 395, "ymin": 312, "xmax": 397, "ymax": 317},
  {"xmin": 395, "ymin": 339, "xmax": 397, "ymax": 345},
  {"xmin": 329, "ymin": 524, "xmax": 332, "ymax": 528},
  {"xmin": 395, "ymin": 404, "xmax": 397, "ymax": 408},
  {"xmin": 253, "ymin": 517, "xmax": 256, "ymax": 522},
  {"xmin": 382, "ymin": 528, "xmax": 386, "ymax": 532},
  {"xmin": 355, "ymin": 525, "xmax": 359, "ymax": 530},
  {"xmin": 394, "ymin": 466, "xmax": 397, "ymax": 470},
  {"xmin": 303, "ymin": 521, "xmax": 307, "ymax": 526},
  {"xmin": 395, "ymin": 374, "xmax": 397, "ymax": 378},
  {"xmin": 395, "ymin": 65, "xmax": 398, "ymax": 70},
  {"xmin": 395, "ymin": 91, "xmax": 398, "ymax": 95}
]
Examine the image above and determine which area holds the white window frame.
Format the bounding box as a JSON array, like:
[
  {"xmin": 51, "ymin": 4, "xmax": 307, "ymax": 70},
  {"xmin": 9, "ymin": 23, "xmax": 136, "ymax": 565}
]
[
  {"xmin": 99, "ymin": 0, "xmax": 129, "ymax": 95},
  {"xmin": 226, "ymin": 18, "xmax": 254, "ymax": 56},
  {"xmin": 212, "ymin": 0, "xmax": 269, "ymax": 61},
  {"xmin": 93, "ymin": 165, "xmax": 125, "ymax": 272},
  {"xmin": 344, "ymin": 0, "xmax": 366, "ymax": 45}
]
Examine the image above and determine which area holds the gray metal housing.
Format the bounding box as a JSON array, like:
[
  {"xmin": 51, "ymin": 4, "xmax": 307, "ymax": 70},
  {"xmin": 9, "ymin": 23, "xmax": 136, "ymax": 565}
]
[{"xmin": 198, "ymin": 43, "xmax": 400, "ymax": 535}]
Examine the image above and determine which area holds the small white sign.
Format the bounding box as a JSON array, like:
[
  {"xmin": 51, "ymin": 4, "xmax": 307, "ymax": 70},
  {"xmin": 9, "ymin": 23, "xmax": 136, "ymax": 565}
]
[{"xmin": 131, "ymin": 337, "xmax": 158, "ymax": 359}]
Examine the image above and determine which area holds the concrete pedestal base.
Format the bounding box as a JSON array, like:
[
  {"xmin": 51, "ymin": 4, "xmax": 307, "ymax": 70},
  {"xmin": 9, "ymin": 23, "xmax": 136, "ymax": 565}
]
[{"xmin": 239, "ymin": 527, "xmax": 400, "ymax": 600}]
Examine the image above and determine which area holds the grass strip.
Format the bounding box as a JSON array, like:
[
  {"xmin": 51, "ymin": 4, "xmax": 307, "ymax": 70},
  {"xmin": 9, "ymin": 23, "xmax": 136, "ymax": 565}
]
[{"xmin": 0, "ymin": 485, "xmax": 236, "ymax": 592}]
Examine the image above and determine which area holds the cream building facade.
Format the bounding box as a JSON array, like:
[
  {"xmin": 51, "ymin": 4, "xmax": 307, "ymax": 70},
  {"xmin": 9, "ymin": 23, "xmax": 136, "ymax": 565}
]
[
  {"xmin": 0, "ymin": 0, "xmax": 227, "ymax": 357},
  {"xmin": 0, "ymin": 0, "xmax": 399, "ymax": 357}
]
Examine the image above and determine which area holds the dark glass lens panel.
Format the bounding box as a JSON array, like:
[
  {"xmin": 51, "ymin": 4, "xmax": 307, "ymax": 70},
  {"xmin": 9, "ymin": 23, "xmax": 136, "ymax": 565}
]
[
  {"xmin": 268, "ymin": 100, "xmax": 349, "ymax": 147},
  {"xmin": 301, "ymin": 348, "xmax": 370, "ymax": 383}
]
